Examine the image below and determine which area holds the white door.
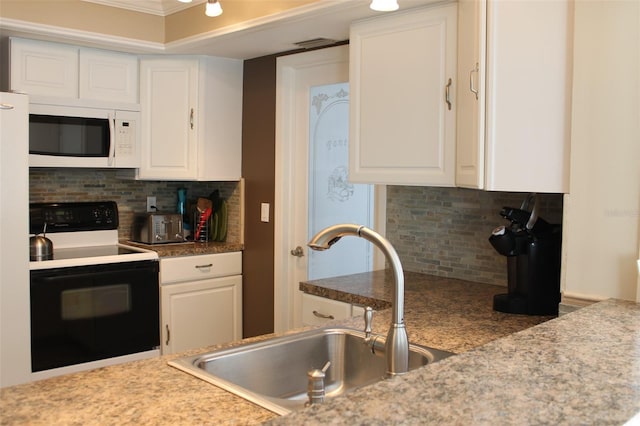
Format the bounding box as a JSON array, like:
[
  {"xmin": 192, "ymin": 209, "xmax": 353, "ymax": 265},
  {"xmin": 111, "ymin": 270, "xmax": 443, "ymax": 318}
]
[{"xmin": 274, "ymin": 46, "xmax": 385, "ymax": 333}]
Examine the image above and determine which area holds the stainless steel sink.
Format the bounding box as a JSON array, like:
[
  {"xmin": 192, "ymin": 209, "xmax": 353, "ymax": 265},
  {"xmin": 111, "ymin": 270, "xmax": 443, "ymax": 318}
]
[{"xmin": 169, "ymin": 327, "xmax": 453, "ymax": 415}]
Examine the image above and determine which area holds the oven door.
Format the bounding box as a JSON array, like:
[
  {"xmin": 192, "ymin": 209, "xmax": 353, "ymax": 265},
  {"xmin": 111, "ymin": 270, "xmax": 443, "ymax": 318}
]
[{"xmin": 30, "ymin": 260, "xmax": 159, "ymax": 372}]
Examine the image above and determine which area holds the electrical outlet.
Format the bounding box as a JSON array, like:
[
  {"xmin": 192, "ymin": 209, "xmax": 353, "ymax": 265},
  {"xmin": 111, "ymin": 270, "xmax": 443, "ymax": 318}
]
[{"xmin": 146, "ymin": 196, "xmax": 157, "ymax": 212}]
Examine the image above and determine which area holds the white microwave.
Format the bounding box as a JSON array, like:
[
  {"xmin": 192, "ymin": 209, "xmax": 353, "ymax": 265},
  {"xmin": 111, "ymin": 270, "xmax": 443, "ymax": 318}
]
[{"xmin": 28, "ymin": 102, "xmax": 141, "ymax": 168}]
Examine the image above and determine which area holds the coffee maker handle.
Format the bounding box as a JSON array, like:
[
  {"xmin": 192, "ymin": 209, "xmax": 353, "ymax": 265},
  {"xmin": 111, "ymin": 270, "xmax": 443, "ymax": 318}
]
[{"xmin": 520, "ymin": 193, "xmax": 539, "ymax": 230}]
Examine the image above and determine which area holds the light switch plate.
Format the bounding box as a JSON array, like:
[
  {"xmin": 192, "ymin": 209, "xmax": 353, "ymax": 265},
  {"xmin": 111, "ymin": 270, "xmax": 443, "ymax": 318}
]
[
  {"xmin": 147, "ymin": 196, "xmax": 156, "ymax": 212},
  {"xmin": 261, "ymin": 203, "xmax": 270, "ymax": 223}
]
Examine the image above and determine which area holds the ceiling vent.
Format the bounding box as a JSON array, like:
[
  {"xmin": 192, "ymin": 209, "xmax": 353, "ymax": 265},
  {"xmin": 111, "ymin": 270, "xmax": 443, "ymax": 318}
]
[{"xmin": 293, "ymin": 38, "xmax": 338, "ymax": 50}]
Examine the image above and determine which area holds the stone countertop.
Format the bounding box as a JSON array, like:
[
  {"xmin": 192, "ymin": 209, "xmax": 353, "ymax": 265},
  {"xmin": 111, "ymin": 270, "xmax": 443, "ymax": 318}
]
[
  {"xmin": 270, "ymin": 298, "xmax": 640, "ymax": 425},
  {"xmin": 3, "ymin": 272, "xmax": 637, "ymax": 424},
  {"xmin": 301, "ymin": 270, "xmax": 553, "ymax": 353},
  {"xmin": 123, "ymin": 240, "xmax": 243, "ymax": 257}
]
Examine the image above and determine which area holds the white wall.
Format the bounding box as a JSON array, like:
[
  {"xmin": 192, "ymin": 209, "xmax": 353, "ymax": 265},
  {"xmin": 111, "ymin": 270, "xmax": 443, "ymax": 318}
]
[{"xmin": 562, "ymin": 1, "xmax": 640, "ymax": 302}]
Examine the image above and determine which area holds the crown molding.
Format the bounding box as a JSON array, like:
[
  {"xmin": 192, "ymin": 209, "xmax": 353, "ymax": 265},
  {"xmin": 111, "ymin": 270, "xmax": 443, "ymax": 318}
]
[
  {"xmin": 81, "ymin": 0, "xmax": 202, "ymax": 16},
  {"xmin": 0, "ymin": 17, "xmax": 165, "ymax": 54}
]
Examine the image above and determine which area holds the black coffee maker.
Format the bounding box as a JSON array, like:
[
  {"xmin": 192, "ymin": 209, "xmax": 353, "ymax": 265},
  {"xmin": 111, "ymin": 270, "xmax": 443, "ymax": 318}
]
[{"xmin": 489, "ymin": 194, "xmax": 562, "ymax": 315}]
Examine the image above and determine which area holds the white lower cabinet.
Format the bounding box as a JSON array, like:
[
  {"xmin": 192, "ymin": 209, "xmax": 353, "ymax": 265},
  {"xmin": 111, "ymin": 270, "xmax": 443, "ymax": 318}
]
[
  {"xmin": 301, "ymin": 293, "xmax": 365, "ymax": 326},
  {"xmin": 160, "ymin": 252, "xmax": 242, "ymax": 355}
]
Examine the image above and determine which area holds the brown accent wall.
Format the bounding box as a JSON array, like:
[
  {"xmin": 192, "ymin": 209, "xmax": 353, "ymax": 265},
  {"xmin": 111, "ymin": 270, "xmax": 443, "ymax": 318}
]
[
  {"xmin": 240, "ymin": 43, "xmax": 347, "ymax": 338},
  {"xmin": 241, "ymin": 54, "xmax": 278, "ymax": 338}
]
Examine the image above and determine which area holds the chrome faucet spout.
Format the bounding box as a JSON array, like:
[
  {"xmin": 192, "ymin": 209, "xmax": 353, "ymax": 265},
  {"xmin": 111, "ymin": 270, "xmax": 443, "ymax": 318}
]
[{"xmin": 308, "ymin": 224, "xmax": 409, "ymax": 376}]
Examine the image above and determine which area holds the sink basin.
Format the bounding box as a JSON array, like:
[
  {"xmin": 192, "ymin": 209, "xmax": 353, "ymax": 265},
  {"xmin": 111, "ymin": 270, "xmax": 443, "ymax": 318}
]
[{"xmin": 169, "ymin": 327, "xmax": 453, "ymax": 415}]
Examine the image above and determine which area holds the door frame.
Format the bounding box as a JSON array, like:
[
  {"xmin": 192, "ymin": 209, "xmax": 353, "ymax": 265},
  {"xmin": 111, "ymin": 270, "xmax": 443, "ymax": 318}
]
[{"xmin": 274, "ymin": 46, "xmax": 386, "ymax": 333}]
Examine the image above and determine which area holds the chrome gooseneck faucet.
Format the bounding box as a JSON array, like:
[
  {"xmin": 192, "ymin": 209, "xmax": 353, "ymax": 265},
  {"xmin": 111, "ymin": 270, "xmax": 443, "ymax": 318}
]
[{"xmin": 308, "ymin": 224, "xmax": 409, "ymax": 376}]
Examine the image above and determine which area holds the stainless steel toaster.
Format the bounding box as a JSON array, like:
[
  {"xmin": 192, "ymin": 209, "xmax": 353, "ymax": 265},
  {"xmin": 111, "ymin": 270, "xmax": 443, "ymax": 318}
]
[{"xmin": 132, "ymin": 213, "xmax": 185, "ymax": 244}]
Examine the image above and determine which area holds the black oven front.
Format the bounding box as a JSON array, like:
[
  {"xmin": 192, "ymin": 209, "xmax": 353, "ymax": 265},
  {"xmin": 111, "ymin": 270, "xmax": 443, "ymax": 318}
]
[{"xmin": 30, "ymin": 260, "xmax": 160, "ymax": 372}]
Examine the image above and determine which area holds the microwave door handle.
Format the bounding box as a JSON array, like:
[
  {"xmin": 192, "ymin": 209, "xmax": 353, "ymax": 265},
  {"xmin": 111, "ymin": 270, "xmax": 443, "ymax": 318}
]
[{"xmin": 108, "ymin": 113, "xmax": 116, "ymax": 166}]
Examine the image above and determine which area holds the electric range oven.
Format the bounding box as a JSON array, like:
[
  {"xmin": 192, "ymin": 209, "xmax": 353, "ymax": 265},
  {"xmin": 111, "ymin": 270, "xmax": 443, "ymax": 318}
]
[{"xmin": 29, "ymin": 201, "xmax": 160, "ymax": 380}]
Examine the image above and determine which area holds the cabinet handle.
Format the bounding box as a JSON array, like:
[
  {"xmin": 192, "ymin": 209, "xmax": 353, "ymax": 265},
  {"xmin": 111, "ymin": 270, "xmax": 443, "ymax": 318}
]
[
  {"xmin": 195, "ymin": 263, "xmax": 213, "ymax": 269},
  {"xmin": 165, "ymin": 324, "xmax": 170, "ymax": 346},
  {"xmin": 445, "ymin": 78, "xmax": 453, "ymax": 111},
  {"xmin": 190, "ymin": 108, "xmax": 194, "ymax": 129},
  {"xmin": 312, "ymin": 310, "xmax": 335, "ymax": 320},
  {"xmin": 0, "ymin": 103, "xmax": 14, "ymax": 110},
  {"xmin": 469, "ymin": 63, "xmax": 479, "ymax": 100}
]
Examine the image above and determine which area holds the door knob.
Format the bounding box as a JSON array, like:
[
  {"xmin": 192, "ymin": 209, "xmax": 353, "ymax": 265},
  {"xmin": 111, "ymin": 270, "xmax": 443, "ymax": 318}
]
[{"xmin": 290, "ymin": 246, "xmax": 305, "ymax": 257}]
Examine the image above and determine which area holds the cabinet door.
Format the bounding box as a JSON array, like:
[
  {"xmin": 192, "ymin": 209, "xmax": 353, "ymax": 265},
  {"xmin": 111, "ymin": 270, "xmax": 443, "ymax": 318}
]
[
  {"xmin": 161, "ymin": 275, "xmax": 242, "ymax": 355},
  {"xmin": 79, "ymin": 48, "xmax": 138, "ymax": 104},
  {"xmin": 456, "ymin": 0, "xmax": 571, "ymax": 193},
  {"xmin": 455, "ymin": 0, "xmax": 486, "ymax": 189},
  {"xmin": 9, "ymin": 38, "xmax": 78, "ymax": 98},
  {"xmin": 349, "ymin": 4, "xmax": 457, "ymax": 186},
  {"xmin": 138, "ymin": 58, "xmax": 198, "ymax": 180},
  {"xmin": 196, "ymin": 56, "xmax": 243, "ymax": 181}
]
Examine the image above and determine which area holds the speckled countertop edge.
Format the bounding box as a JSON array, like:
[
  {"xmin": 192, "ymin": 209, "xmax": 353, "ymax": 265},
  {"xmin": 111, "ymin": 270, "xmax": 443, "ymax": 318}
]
[
  {"xmin": 123, "ymin": 240, "xmax": 243, "ymax": 257},
  {"xmin": 3, "ymin": 270, "xmax": 610, "ymax": 426},
  {"xmin": 268, "ymin": 299, "xmax": 640, "ymax": 425}
]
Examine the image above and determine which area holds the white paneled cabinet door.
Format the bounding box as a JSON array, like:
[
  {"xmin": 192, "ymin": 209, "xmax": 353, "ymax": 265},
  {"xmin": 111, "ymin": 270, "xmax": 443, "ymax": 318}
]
[
  {"xmin": 161, "ymin": 275, "xmax": 242, "ymax": 355},
  {"xmin": 79, "ymin": 48, "xmax": 138, "ymax": 104},
  {"xmin": 349, "ymin": 3, "xmax": 457, "ymax": 186},
  {"xmin": 9, "ymin": 38, "xmax": 78, "ymax": 98},
  {"xmin": 455, "ymin": 0, "xmax": 572, "ymax": 192},
  {"xmin": 138, "ymin": 58, "xmax": 198, "ymax": 180}
]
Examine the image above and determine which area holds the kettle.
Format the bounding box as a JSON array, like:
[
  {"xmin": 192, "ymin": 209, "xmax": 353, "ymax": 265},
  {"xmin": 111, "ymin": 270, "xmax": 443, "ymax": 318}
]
[{"xmin": 30, "ymin": 223, "xmax": 53, "ymax": 261}]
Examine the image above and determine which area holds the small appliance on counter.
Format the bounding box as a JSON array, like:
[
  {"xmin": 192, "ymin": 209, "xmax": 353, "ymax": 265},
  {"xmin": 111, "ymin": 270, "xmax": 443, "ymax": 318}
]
[
  {"xmin": 489, "ymin": 193, "xmax": 562, "ymax": 315},
  {"xmin": 132, "ymin": 213, "xmax": 186, "ymax": 244}
]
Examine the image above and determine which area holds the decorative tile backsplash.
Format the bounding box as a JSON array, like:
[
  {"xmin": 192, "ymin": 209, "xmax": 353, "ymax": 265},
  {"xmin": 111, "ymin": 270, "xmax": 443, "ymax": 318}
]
[
  {"xmin": 385, "ymin": 186, "xmax": 563, "ymax": 286},
  {"xmin": 29, "ymin": 168, "xmax": 563, "ymax": 287},
  {"xmin": 29, "ymin": 169, "xmax": 242, "ymax": 243}
]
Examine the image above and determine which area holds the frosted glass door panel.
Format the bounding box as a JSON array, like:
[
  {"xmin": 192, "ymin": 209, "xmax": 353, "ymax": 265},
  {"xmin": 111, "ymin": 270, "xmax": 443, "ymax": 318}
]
[{"xmin": 308, "ymin": 83, "xmax": 374, "ymax": 280}]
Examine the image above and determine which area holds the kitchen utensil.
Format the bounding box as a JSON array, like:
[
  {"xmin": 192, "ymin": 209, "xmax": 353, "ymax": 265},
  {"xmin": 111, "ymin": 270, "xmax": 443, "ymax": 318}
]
[
  {"xmin": 195, "ymin": 207, "xmax": 212, "ymax": 241},
  {"xmin": 30, "ymin": 222, "xmax": 53, "ymax": 261}
]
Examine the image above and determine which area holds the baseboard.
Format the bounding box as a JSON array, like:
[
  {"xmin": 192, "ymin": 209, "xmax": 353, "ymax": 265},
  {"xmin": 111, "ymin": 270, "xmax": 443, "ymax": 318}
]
[{"xmin": 559, "ymin": 293, "xmax": 603, "ymax": 316}]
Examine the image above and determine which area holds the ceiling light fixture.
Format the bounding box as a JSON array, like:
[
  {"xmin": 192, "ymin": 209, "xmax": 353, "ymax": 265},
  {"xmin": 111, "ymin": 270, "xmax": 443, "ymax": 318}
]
[
  {"xmin": 177, "ymin": 0, "xmax": 192, "ymax": 3},
  {"xmin": 205, "ymin": 0, "xmax": 223, "ymax": 17},
  {"xmin": 370, "ymin": 0, "xmax": 399, "ymax": 12}
]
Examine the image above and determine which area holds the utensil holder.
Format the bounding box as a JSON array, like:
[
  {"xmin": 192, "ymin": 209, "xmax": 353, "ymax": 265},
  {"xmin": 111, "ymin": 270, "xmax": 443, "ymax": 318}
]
[{"xmin": 194, "ymin": 211, "xmax": 213, "ymax": 242}]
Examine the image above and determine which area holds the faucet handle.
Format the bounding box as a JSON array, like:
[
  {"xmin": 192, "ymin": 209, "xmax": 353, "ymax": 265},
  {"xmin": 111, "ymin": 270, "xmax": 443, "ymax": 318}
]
[{"xmin": 364, "ymin": 306, "xmax": 373, "ymax": 338}]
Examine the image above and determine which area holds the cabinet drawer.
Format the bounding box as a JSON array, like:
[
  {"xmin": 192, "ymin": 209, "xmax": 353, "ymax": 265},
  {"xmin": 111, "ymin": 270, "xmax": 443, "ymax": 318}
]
[
  {"xmin": 160, "ymin": 251, "xmax": 242, "ymax": 284},
  {"xmin": 301, "ymin": 293, "xmax": 353, "ymax": 326}
]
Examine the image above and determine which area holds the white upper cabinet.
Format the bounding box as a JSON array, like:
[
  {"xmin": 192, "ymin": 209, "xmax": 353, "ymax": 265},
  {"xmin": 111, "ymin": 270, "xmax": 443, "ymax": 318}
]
[
  {"xmin": 456, "ymin": 0, "xmax": 572, "ymax": 193},
  {"xmin": 138, "ymin": 57, "xmax": 199, "ymax": 180},
  {"xmin": 10, "ymin": 38, "xmax": 79, "ymax": 98},
  {"xmin": 79, "ymin": 48, "xmax": 138, "ymax": 104},
  {"xmin": 137, "ymin": 56, "xmax": 242, "ymax": 181},
  {"xmin": 10, "ymin": 38, "xmax": 138, "ymax": 105},
  {"xmin": 349, "ymin": 3, "xmax": 457, "ymax": 186}
]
